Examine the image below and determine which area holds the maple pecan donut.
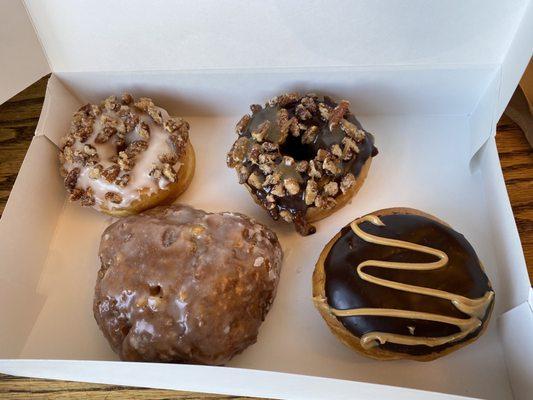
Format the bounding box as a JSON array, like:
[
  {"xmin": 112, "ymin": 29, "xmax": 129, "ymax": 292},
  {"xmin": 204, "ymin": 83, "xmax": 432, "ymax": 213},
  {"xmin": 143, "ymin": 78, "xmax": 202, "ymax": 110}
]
[
  {"xmin": 58, "ymin": 94, "xmax": 194, "ymax": 216},
  {"xmin": 93, "ymin": 204, "xmax": 283, "ymax": 365},
  {"xmin": 313, "ymin": 208, "xmax": 495, "ymax": 361},
  {"xmin": 227, "ymin": 92, "xmax": 377, "ymax": 235}
]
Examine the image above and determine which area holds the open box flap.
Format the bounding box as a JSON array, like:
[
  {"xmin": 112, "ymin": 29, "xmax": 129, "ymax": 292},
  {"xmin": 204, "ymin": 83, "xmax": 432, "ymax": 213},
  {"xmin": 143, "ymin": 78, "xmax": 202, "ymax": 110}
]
[
  {"xmin": 496, "ymin": 0, "xmax": 533, "ymax": 121},
  {"xmin": 24, "ymin": 0, "xmax": 527, "ymax": 72},
  {"xmin": 0, "ymin": 0, "xmax": 49, "ymax": 105},
  {"xmin": 0, "ymin": 360, "xmax": 474, "ymax": 400}
]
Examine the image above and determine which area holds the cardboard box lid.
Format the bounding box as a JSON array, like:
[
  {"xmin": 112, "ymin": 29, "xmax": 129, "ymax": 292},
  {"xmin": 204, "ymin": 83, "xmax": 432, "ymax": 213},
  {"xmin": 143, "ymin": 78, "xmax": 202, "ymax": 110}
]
[
  {"xmin": 1, "ymin": 0, "xmax": 532, "ymax": 118},
  {"xmin": 0, "ymin": 0, "xmax": 49, "ymax": 104}
]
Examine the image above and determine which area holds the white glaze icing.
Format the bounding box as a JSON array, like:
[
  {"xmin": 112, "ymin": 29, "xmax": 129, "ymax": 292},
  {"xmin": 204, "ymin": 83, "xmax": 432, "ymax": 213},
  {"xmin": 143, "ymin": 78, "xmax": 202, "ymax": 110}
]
[{"xmin": 62, "ymin": 99, "xmax": 187, "ymax": 211}]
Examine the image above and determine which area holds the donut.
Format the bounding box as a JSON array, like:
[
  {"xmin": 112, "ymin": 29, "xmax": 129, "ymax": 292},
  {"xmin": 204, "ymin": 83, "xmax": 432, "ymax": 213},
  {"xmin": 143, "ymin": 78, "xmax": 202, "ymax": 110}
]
[
  {"xmin": 93, "ymin": 204, "xmax": 283, "ymax": 365},
  {"xmin": 227, "ymin": 92, "xmax": 377, "ymax": 236},
  {"xmin": 313, "ymin": 208, "xmax": 495, "ymax": 361},
  {"xmin": 58, "ymin": 94, "xmax": 194, "ymax": 216}
]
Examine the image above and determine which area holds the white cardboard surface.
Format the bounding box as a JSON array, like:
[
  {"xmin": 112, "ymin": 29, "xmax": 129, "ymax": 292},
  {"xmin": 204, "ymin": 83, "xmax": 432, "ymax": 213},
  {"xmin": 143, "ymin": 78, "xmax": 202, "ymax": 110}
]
[
  {"xmin": 23, "ymin": 0, "xmax": 527, "ymax": 72},
  {"xmin": 0, "ymin": 0, "xmax": 532, "ymax": 399},
  {"xmin": 0, "ymin": 74, "xmax": 519, "ymax": 399},
  {"xmin": 0, "ymin": 0, "xmax": 49, "ymax": 104}
]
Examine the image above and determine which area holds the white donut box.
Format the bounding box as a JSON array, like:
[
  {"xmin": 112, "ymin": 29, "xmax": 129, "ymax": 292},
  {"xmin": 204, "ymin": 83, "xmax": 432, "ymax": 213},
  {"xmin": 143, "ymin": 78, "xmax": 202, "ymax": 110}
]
[{"xmin": 0, "ymin": 1, "xmax": 532, "ymax": 399}]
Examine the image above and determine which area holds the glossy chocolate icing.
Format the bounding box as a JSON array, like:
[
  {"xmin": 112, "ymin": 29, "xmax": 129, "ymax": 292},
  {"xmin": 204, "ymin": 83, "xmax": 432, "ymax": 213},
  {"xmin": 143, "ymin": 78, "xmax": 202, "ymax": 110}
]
[
  {"xmin": 232, "ymin": 95, "xmax": 377, "ymax": 235},
  {"xmin": 324, "ymin": 213, "xmax": 494, "ymax": 356}
]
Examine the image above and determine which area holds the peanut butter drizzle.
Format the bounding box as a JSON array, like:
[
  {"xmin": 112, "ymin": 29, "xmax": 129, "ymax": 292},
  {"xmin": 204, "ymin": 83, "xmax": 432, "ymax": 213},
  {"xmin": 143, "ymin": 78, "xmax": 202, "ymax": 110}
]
[{"xmin": 330, "ymin": 215, "xmax": 494, "ymax": 350}]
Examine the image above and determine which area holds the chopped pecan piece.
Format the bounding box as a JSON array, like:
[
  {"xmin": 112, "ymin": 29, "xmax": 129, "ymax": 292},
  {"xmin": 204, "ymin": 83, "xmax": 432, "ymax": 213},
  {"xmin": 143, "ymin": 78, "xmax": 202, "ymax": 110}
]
[
  {"xmin": 115, "ymin": 174, "xmax": 130, "ymax": 187},
  {"xmin": 263, "ymin": 172, "xmax": 281, "ymax": 187},
  {"xmin": 120, "ymin": 110, "xmax": 140, "ymax": 132},
  {"xmin": 301, "ymin": 125, "xmax": 318, "ymax": 144},
  {"xmin": 103, "ymin": 96, "xmax": 120, "ymax": 111},
  {"xmin": 279, "ymin": 210, "xmax": 293, "ymax": 222},
  {"xmin": 118, "ymin": 152, "xmax": 134, "ymax": 171},
  {"xmin": 259, "ymin": 163, "xmax": 274, "ymax": 175},
  {"xmin": 105, "ymin": 192, "xmax": 123, "ymax": 204},
  {"xmin": 289, "ymin": 118, "xmax": 300, "ymax": 137},
  {"xmin": 138, "ymin": 122, "xmax": 150, "ymax": 139},
  {"xmin": 340, "ymin": 173, "xmax": 356, "ymax": 194},
  {"xmin": 64, "ymin": 167, "xmax": 80, "ymax": 189},
  {"xmin": 147, "ymin": 105, "xmax": 163, "ymax": 125},
  {"xmin": 80, "ymin": 188, "xmax": 95, "ymax": 206},
  {"xmin": 149, "ymin": 165, "xmax": 163, "ymax": 180},
  {"xmin": 248, "ymin": 143, "xmax": 261, "ymax": 163},
  {"xmin": 162, "ymin": 163, "xmax": 177, "ymax": 182},
  {"xmin": 83, "ymin": 144, "xmax": 97, "ymax": 156},
  {"xmin": 282, "ymin": 156, "xmax": 296, "ymax": 167},
  {"xmin": 227, "ymin": 137, "xmax": 249, "ymax": 167},
  {"xmin": 235, "ymin": 114, "xmax": 251, "ymax": 134},
  {"xmin": 304, "ymin": 180, "xmax": 318, "ymax": 205},
  {"xmin": 300, "ymin": 96, "xmax": 317, "ymax": 113},
  {"xmin": 323, "ymin": 155, "xmax": 341, "ymax": 175},
  {"xmin": 329, "ymin": 100, "xmax": 350, "ymax": 131},
  {"xmin": 251, "ymin": 120, "xmax": 271, "ymax": 142},
  {"xmin": 62, "ymin": 146, "xmax": 74, "ymax": 162},
  {"xmin": 331, "ymin": 144, "xmax": 343, "ymax": 158},
  {"xmin": 324, "ymin": 181, "xmax": 339, "ymax": 196},
  {"xmin": 90, "ymin": 104, "xmax": 101, "ymax": 116},
  {"xmin": 125, "ymin": 140, "xmax": 148, "ymax": 158},
  {"xmin": 283, "ymin": 178, "xmax": 300, "ymax": 195},
  {"xmin": 354, "ymin": 129, "xmax": 366, "ymax": 142},
  {"xmin": 295, "ymin": 104, "xmax": 312, "ymax": 121},
  {"xmin": 237, "ymin": 164, "xmax": 250, "ymax": 184},
  {"xmin": 101, "ymin": 164, "xmax": 120, "ymax": 182},
  {"xmin": 164, "ymin": 117, "xmax": 189, "ymax": 135},
  {"xmin": 261, "ymin": 141, "xmax": 278, "ymax": 152},
  {"xmin": 134, "ymin": 97, "xmax": 154, "ymax": 111},
  {"xmin": 339, "ymin": 118, "xmax": 357, "ymax": 137},
  {"xmin": 247, "ymin": 171, "xmax": 264, "ymax": 189},
  {"xmin": 318, "ymin": 102, "xmax": 331, "ymax": 121},
  {"xmin": 95, "ymin": 126, "xmax": 117, "ymax": 144},
  {"xmin": 269, "ymin": 92, "xmax": 299, "ymax": 107},
  {"xmin": 60, "ymin": 135, "xmax": 75, "ymax": 150},
  {"xmin": 121, "ymin": 93, "xmax": 134, "ymax": 105},
  {"xmin": 315, "ymin": 194, "xmax": 336, "ymax": 210},
  {"xmin": 308, "ymin": 160, "xmax": 322, "ymax": 179},
  {"xmin": 342, "ymin": 136, "xmax": 359, "ymax": 160},
  {"xmin": 295, "ymin": 160, "xmax": 309, "ymax": 173},
  {"xmin": 271, "ymin": 183, "xmax": 286, "ymax": 197},
  {"xmin": 69, "ymin": 188, "xmax": 84, "ymax": 201},
  {"xmin": 316, "ymin": 149, "xmax": 329, "ymax": 162},
  {"xmin": 159, "ymin": 153, "xmax": 178, "ymax": 164},
  {"xmin": 88, "ymin": 164, "xmax": 103, "ymax": 179}
]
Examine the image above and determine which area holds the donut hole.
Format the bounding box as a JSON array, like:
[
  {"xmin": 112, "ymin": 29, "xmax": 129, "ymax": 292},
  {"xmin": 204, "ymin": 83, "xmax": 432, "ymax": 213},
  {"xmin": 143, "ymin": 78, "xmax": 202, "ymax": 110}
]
[
  {"xmin": 280, "ymin": 135, "xmax": 316, "ymax": 161},
  {"xmin": 149, "ymin": 284, "xmax": 162, "ymax": 296}
]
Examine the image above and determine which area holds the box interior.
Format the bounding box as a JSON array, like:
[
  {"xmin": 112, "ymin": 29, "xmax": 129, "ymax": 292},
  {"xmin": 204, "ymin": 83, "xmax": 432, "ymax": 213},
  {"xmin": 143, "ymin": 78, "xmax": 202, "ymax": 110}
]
[
  {"xmin": 0, "ymin": 0, "xmax": 532, "ymax": 398},
  {"xmin": 1, "ymin": 68, "xmax": 531, "ymax": 399}
]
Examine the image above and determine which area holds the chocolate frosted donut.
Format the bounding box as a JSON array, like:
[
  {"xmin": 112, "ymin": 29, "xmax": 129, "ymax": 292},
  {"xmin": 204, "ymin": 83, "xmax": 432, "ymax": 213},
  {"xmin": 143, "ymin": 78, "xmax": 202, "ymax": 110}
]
[
  {"xmin": 93, "ymin": 205, "xmax": 283, "ymax": 365},
  {"xmin": 59, "ymin": 94, "xmax": 194, "ymax": 216},
  {"xmin": 227, "ymin": 93, "xmax": 377, "ymax": 236},
  {"xmin": 313, "ymin": 208, "xmax": 495, "ymax": 361}
]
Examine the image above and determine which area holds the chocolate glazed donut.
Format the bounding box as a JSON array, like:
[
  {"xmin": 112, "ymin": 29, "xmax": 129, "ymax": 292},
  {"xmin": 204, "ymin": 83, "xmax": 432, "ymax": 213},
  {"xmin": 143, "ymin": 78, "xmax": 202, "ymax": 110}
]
[
  {"xmin": 313, "ymin": 208, "xmax": 495, "ymax": 361},
  {"xmin": 227, "ymin": 93, "xmax": 377, "ymax": 236}
]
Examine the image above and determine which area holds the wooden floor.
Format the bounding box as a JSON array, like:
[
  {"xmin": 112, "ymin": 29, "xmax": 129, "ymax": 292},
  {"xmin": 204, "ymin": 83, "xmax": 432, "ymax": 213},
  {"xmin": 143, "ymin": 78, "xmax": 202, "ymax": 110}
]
[{"xmin": 0, "ymin": 76, "xmax": 531, "ymax": 399}]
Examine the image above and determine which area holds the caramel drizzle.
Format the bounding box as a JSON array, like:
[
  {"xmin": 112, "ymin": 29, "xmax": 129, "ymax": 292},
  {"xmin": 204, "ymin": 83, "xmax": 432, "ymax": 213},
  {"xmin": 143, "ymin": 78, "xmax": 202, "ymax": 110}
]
[{"xmin": 331, "ymin": 215, "xmax": 494, "ymax": 350}]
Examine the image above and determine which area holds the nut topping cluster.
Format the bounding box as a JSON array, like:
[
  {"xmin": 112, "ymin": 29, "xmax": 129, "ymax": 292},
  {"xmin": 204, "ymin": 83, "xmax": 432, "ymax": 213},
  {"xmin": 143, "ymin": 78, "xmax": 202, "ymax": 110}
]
[
  {"xmin": 227, "ymin": 92, "xmax": 374, "ymax": 235},
  {"xmin": 59, "ymin": 94, "xmax": 189, "ymax": 209}
]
